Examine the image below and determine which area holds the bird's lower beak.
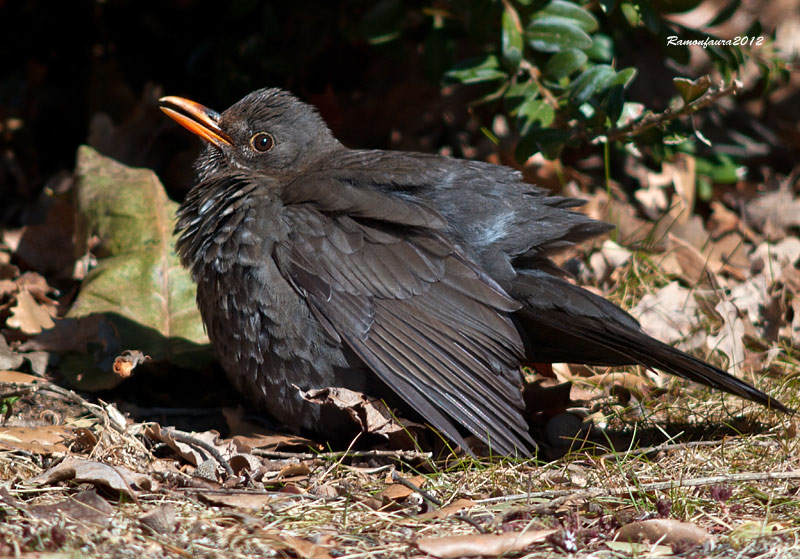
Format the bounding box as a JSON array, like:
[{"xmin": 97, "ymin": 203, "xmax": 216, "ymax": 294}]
[{"xmin": 159, "ymin": 96, "xmax": 232, "ymax": 148}]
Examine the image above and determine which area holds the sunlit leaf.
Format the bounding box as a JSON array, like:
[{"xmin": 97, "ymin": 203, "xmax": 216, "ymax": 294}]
[{"xmin": 527, "ymin": 17, "xmax": 592, "ymax": 52}]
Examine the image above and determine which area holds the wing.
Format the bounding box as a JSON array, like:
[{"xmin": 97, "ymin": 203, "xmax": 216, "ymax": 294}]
[{"xmin": 274, "ymin": 204, "xmax": 535, "ymax": 455}]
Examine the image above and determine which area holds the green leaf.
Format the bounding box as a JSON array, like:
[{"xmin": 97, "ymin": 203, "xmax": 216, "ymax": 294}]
[
  {"xmin": 569, "ymin": 64, "xmax": 616, "ymax": 104},
  {"xmin": 67, "ymin": 146, "xmax": 211, "ymax": 390},
  {"xmin": 445, "ymin": 54, "xmax": 507, "ymax": 84},
  {"xmin": 527, "ymin": 17, "xmax": 592, "ymax": 52},
  {"xmin": 609, "ymin": 67, "xmax": 637, "ymax": 88},
  {"xmin": 583, "ymin": 33, "xmax": 613, "ymax": 61},
  {"xmin": 532, "ymin": 0, "xmax": 599, "ymax": 33},
  {"xmin": 501, "ymin": 7, "xmax": 523, "ymax": 69},
  {"xmin": 544, "ymin": 48, "xmax": 588, "ymax": 79},
  {"xmin": 673, "ymin": 75, "xmax": 711, "ymax": 104},
  {"xmin": 516, "ymin": 98, "xmax": 556, "ymax": 134}
]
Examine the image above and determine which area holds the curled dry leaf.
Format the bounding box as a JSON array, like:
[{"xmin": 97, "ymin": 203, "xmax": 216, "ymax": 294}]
[
  {"xmin": 707, "ymin": 301, "xmax": 746, "ymax": 373},
  {"xmin": 28, "ymin": 456, "xmax": 155, "ymax": 497},
  {"xmin": 417, "ymin": 528, "xmax": 557, "ymax": 558},
  {"xmin": 112, "ymin": 349, "xmax": 149, "ymax": 378},
  {"xmin": 617, "ymin": 518, "xmax": 714, "ymax": 547}
]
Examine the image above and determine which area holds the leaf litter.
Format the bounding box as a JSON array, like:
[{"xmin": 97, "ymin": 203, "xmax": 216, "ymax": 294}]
[{"xmin": 0, "ymin": 128, "xmax": 797, "ymax": 558}]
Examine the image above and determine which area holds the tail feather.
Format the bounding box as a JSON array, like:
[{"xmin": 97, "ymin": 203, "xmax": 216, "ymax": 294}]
[{"xmin": 511, "ymin": 271, "xmax": 791, "ymax": 413}]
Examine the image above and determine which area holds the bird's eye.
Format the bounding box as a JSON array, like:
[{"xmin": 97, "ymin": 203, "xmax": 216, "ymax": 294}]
[{"xmin": 250, "ymin": 132, "xmax": 274, "ymax": 153}]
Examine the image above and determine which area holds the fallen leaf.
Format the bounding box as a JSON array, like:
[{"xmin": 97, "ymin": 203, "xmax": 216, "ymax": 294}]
[
  {"xmin": 0, "ymin": 370, "xmax": 42, "ymax": 384},
  {"xmin": 633, "ymin": 282, "xmax": 706, "ymax": 350},
  {"xmin": 605, "ymin": 541, "xmax": 674, "ymax": 556},
  {"xmin": 707, "ymin": 301, "xmax": 746, "ymax": 373},
  {"xmin": 0, "ymin": 425, "xmax": 75, "ymax": 454},
  {"xmin": 199, "ymin": 493, "xmax": 282, "ymax": 510},
  {"xmin": 27, "ymin": 490, "xmax": 114, "ymax": 528},
  {"xmin": 377, "ymin": 475, "xmax": 426, "ymax": 501},
  {"xmin": 0, "ymin": 335, "xmax": 25, "ymax": 371},
  {"xmin": 418, "ymin": 498, "xmax": 476, "ymax": 520},
  {"xmin": 7, "ymin": 288, "xmax": 56, "ymax": 334},
  {"xmin": 417, "ymin": 528, "xmax": 557, "ymax": 558},
  {"xmin": 617, "ymin": 518, "xmax": 714, "ymax": 546},
  {"xmin": 28, "ymin": 457, "xmax": 155, "ymax": 497},
  {"xmin": 139, "ymin": 504, "xmax": 177, "ymax": 533},
  {"xmin": 67, "ymin": 145, "xmax": 211, "ymax": 389},
  {"xmin": 260, "ymin": 532, "xmax": 335, "ymax": 559}
]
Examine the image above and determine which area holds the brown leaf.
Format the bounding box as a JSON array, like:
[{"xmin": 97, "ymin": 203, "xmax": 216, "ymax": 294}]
[
  {"xmin": 0, "ymin": 425, "xmax": 75, "ymax": 454},
  {"xmin": 200, "ymin": 493, "xmax": 282, "ymax": 511},
  {"xmin": 418, "ymin": 498, "xmax": 476, "ymax": 520},
  {"xmin": 139, "ymin": 504, "xmax": 177, "ymax": 533},
  {"xmin": 617, "ymin": 518, "xmax": 713, "ymax": 546},
  {"xmin": 27, "ymin": 490, "xmax": 114, "ymax": 528},
  {"xmin": 29, "ymin": 457, "xmax": 155, "ymax": 497},
  {"xmin": 377, "ymin": 475, "xmax": 426, "ymax": 501},
  {"xmin": 261, "ymin": 532, "xmax": 335, "ymax": 559},
  {"xmin": 667, "ymin": 233, "xmax": 717, "ymax": 287},
  {"xmin": 112, "ymin": 349, "xmax": 149, "ymax": 378},
  {"xmin": 417, "ymin": 528, "xmax": 557, "ymax": 558},
  {"xmin": 0, "ymin": 370, "xmax": 43, "ymax": 384},
  {"xmin": 7, "ymin": 288, "xmax": 56, "ymax": 334}
]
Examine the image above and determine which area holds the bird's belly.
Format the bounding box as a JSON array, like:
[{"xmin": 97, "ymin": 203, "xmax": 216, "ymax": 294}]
[{"xmin": 194, "ymin": 258, "xmax": 367, "ymax": 431}]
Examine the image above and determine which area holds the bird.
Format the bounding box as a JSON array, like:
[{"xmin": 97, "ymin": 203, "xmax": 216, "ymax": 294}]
[{"xmin": 159, "ymin": 88, "xmax": 788, "ymax": 456}]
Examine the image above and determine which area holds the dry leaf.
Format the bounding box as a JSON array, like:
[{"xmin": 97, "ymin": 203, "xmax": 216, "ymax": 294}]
[
  {"xmin": 199, "ymin": 493, "xmax": 283, "ymax": 511},
  {"xmin": 260, "ymin": 532, "xmax": 335, "ymax": 559},
  {"xmin": 139, "ymin": 504, "xmax": 177, "ymax": 533},
  {"xmin": 112, "ymin": 349, "xmax": 149, "ymax": 378},
  {"xmin": 605, "ymin": 541, "xmax": 674, "ymax": 556},
  {"xmin": 0, "ymin": 370, "xmax": 43, "ymax": 384},
  {"xmin": 27, "ymin": 490, "xmax": 114, "ymax": 528},
  {"xmin": 417, "ymin": 528, "xmax": 557, "ymax": 558},
  {"xmin": 633, "ymin": 282, "xmax": 706, "ymax": 351},
  {"xmin": 377, "ymin": 475, "xmax": 426, "ymax": 501},
  {"xmin": 418, "ymin": 498, "xmax": 476, "ymax": 520},
  {"xmin": 7, "ymin": 288, "xmax": 56, "ymax": 334},
  {"xmin": 707, "ymin": 301, "xmax": 746, "ymax": 373},
  {"xmin": 617, "ymin": 518, "xmax": 714, "ymax": 546},
  {"xmin": 29, "ymin": 457, "xmax": 155, "ymax": 497},
  {"xmin": 0, "ymin": 425, "xmax": 75, "ymax": 454}
]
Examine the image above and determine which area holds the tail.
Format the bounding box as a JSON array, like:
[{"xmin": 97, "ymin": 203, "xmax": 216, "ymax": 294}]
[{"xmin": 510, "ymin": 270, "xmax": 791, "ymax": 413}]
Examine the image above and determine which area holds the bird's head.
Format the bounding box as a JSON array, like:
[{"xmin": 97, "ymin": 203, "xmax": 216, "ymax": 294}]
[{"xmin": 159, "ymin": 88, "xmax": 338, "ymax": 180}]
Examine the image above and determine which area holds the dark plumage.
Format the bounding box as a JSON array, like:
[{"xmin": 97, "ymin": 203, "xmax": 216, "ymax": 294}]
[{"xmin": 160, "ymin": 88, "xmax": 787, "ymax": 456}]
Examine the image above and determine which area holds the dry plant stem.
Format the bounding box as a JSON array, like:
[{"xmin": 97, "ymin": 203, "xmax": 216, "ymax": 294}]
[
  {"xmin": 586, "ymin": 80, "xmax": 741, "ymax": 144},
  {"xmin": 391, "ymin": 470, "xmax": 442, "ymax": 506},
  {"xmin": 252, "ymin": 448, "xmax": 433, "ymax": 462},
  {"xmin": 479, "ymin": 470, "xmax": 800, "ymax": 504},
  {"xmin": 162, "ymin": 427, "xmax": 235, "ymax": 477},
  {"xmin": 596, "ymin": 437, "xmax": 779, "ymax": 460}
]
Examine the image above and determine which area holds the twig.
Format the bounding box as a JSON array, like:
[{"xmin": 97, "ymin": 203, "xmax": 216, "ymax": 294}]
[
  {"xmin": 251, "ymin": 448, "xmax": 432, "ymax": 462},
  {"xmin": 478, "ymin": 470, "xmax": 800, "ymax": 505},
  {"xmin": 582, "ymin": 79, "xmax": 741, "ymax": 144},
  {"xmin": 595, "ymin": 437, "xmax": 779, "ymax": 461},
  {"xmin": 391, "ymin": 471, "xmax": 442, "ymax": 507},
  {"xmin": 162, "ymin": 427, "xmax": 235, "ymax": 477}
]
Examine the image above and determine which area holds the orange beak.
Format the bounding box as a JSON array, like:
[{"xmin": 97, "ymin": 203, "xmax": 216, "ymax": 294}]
[{"xmin": 159, "ymin": 96, "xmax": 232, "ymax": 148}]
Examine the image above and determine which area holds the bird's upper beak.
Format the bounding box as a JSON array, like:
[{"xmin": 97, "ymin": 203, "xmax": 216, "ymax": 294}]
[{"xmin": 158, "ymin": 96, "xmax": 232, "ymax": 148}]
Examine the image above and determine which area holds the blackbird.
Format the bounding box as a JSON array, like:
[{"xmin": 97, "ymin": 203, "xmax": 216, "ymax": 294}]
[{"xmin": 159, "ymin": 88, "xmax": 787, "ymax": 456}]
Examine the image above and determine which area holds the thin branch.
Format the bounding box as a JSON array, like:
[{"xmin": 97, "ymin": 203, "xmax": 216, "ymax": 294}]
[
  {"xmin": 478, "ymin": 470, "xmax": 800, "ymax": 505},
  {"xmin": 583, "ymin": 80, "xmax": 741, "ymax": 144}
]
